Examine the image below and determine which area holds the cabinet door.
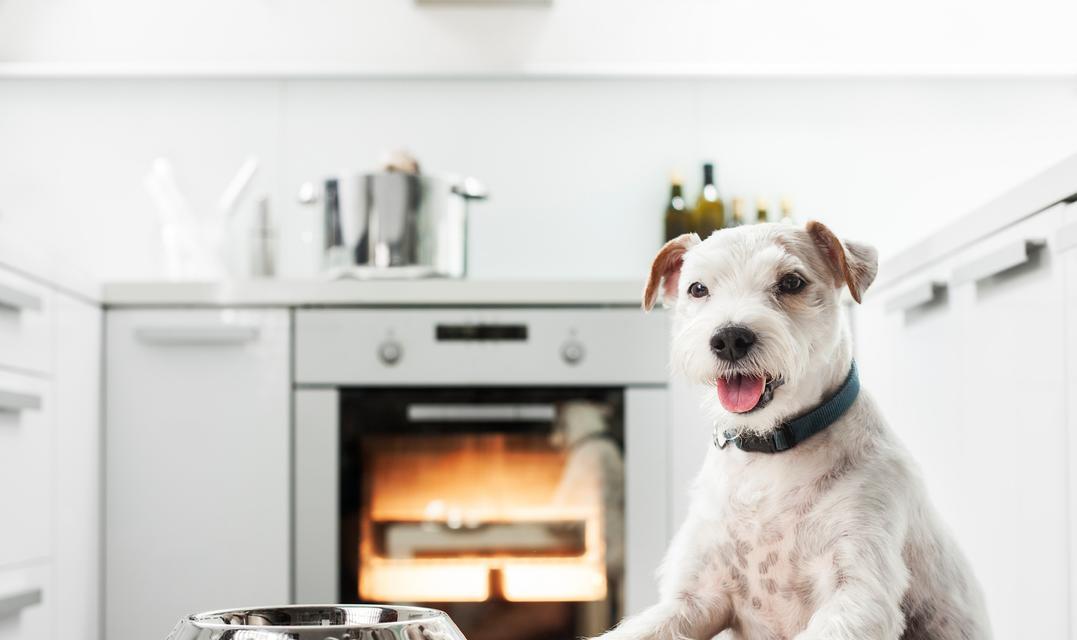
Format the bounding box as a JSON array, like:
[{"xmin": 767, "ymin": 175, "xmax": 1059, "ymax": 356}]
[
  {"xmin": 857, "ymin": 252, "xmax": 964, "ymax": 514},
  {"xmin": 53, "ymin": 295, "xmax": 102, "ymax": 640},
  {"xmin": 105, "ymin": 309, "xmax": 290, "ymax": 640},
  {"xmin": 1060, "ymin": 202, "xmax": 1077, "ymax": 639},
  {"xmin": 948, "ymin": 205, "xmax": 1067, "ymax": 639}
]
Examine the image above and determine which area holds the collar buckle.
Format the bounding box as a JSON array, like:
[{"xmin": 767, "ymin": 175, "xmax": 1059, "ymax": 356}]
[{"xmin": 713, "ymin": 424, "xmax": 733, "ymax": 449}]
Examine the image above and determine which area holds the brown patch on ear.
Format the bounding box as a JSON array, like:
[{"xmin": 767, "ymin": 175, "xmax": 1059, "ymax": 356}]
[
  {"xmin": 805, "ymin": 221, "xmax": 878, "ymax": 304},
  {"xmin": 642, "ymin": 233, "xmax": 701, "ymax": 310}
]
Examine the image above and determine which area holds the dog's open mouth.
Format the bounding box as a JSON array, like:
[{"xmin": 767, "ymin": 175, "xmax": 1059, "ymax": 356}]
[{"xmin": 716, "ymin": 374, "xmax": 784, "ymax": 414}]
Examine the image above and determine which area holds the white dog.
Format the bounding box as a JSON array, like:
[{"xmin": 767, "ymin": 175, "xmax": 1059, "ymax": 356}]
[{"xmin": 593, "ymin": 222, "xmax": 989, "ymax": 640}]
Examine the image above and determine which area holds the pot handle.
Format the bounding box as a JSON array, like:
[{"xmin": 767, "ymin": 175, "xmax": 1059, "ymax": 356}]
[{"xmin": 452, "ymin": 177, "xmax": 488, "ymax": 201}]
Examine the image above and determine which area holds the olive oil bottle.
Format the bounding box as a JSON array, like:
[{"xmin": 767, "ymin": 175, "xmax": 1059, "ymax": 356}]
[
  {"xmin": 663, "ymin": 174, "xmax": 692, "ymax": 241},
  {"xmin": 756, "ymin": 197, "xmax": 769, "ymax": 224},
  {"xmin": 729, "ymin": 197, "xmax": 746, "ymax": 227},
  {"xmin": 694, "ymin": 163, "xmax": 724, "ymax": 237},
  {"xmin": 779, "ymin": 196, "xmax": 795, "ymax": 225}
]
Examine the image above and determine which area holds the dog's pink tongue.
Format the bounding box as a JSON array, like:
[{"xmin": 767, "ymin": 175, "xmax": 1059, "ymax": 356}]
[{"xmin": 716, "ymin": 374, "xmax": 766, "ymax": 413}]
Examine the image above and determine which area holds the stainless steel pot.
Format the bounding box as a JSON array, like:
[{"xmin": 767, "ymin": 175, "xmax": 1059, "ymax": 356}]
[
  {"xmin": 167, "ymin": 604, "xmax": 468, "ymax": 640},
  {"xmin": 304, "ymin": 172, "xmax": 486, "ymax": 279}
]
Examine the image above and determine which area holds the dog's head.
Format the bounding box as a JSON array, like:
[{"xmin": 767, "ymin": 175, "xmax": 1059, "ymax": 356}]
[{"xmin": 643, "ymin": 222, "xmax": 877, "ymax": 432}]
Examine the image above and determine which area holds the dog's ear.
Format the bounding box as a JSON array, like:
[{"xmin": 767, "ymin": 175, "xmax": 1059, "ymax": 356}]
[
  {"xmin": 805, "ymin": 221, "xmax": 878, "ymax": 304},
  {"xmin": 643, "ymin": 233, "xmax": 701, "ymax": 310}
]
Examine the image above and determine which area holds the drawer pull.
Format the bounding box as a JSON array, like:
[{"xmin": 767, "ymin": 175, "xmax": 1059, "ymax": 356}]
[
  {"xmin": 407, "ymin": 404, "xmax": 557, "ymax": 423},
  {"xmin": 135, "ymin": 326, "xmax": 260, "ymax": 346},
  {"xmin": 884, "ymin": 281, "xmax": 946, "ymax": 314},
  {"xmin": 952, "ymin": 239, "xmax": 1046, "ymax": 286},
  {"xmin": 0, "ymin": 587, "xmax": 42, "ymax": 620},
  {"xmin": 0, "ymin": 282, "xmax": 42, "ymax": 312},
  {"xmin": 1056, "ymin": 221, "xmax": 1077, "ymax": 253},
  {"xmin": 0, "ymin": 389, "xmax": 42, "ymax": 412}
]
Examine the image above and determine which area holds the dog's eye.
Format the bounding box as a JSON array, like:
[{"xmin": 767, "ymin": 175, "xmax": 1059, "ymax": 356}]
[
  {"xmin": 687, "ymin": 282, "xmax": 709, "ymax": 298},
  {"xmin": 778, "ymin": 273, "xmax": 806, "ymax": 294}
]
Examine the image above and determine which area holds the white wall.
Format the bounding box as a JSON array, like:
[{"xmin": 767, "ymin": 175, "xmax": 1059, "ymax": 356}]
[{"xmin": 2, "ymin": 77, "xmax": 1077, "ymax": 281}]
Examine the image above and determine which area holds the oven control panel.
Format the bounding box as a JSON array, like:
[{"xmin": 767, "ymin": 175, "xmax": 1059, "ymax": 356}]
[{"xmin": 295, "ymin": 308, "xmax": 669, "ymax": 386}]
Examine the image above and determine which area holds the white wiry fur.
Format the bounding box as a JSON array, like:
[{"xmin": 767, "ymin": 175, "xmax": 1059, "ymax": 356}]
[{"xmin": 594, "ymin": 223, "xmax": 989, "ymax": 640}]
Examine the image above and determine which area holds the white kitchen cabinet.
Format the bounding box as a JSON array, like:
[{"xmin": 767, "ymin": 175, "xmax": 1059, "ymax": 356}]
[
  {"xmin": 105, "ymin": 309, "xmax": 291, "ymax": 640},
  {"xmin": 0, "ymin": 562, "xmax": 52, "ymax": 640},
  {"xmin": 0, "ymin": 369, "xmax": 53, "ymax": 570},
  {"xmin": 859, "ymin": 204, "xmax": 1068, "ymax": 639},
  {"xmin": 53, "ymin": 295, "xmax": 102, "ymax": 640}
]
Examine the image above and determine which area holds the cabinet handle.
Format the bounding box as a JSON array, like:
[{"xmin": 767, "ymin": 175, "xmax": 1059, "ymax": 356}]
[
  {"xmin": 406, "ymin": 404, "xmax": 557, "ymax": 423},
  {"xmin": 135, "ymin": 326, "xmax": 260, "ymax": 346},
  {"xmin": 0, "ymin": 588, "xmax": 42, "ymax": 620},
  {"xmin": 951, "ymin": 239, "xmax": 1046, "ymax": 286},
  {"xmin": 0, "ymin": 389, "xmax": 42, "ymax": 413},
  {"xmin": 0, "ymin": 282, "xmax": 42, "ymax": 312},
  {"xmin": 1056, "ymin": 221, "xmax": 1077, "ymax": 253},
  {"xmin": 884, "ymin": 281, "xmax": 946, "ymax": 314}
]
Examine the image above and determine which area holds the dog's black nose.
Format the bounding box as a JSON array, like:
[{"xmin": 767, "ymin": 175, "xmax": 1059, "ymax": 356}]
[{"xmin": 711, "ymin": 326, "xmax": 757, "ymax": 362}]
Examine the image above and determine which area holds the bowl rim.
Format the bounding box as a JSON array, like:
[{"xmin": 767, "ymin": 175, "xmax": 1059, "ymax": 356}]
[{"xmin": 185, "ymin": 604, "xmax": 450, "ymax": 630}]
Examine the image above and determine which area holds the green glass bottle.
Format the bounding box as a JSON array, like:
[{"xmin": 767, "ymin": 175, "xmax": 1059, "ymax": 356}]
[
  {"xmin": 729, "ymin": 197, "xmax": 746, "ymax": 228},
  {"xmin": 779, "ymin": 196, "xmax": 795, "ymax": 225},
  {"xmin": 756, "ymin": 197, "xmax": 769, "ymax": 224},
  {"xmin": 694, "ymin": 163, "xmax": 725, "ymax": 237},
  {"xmin": 663, "ymin": 174, "xmax": 692, "ymax": 241}
]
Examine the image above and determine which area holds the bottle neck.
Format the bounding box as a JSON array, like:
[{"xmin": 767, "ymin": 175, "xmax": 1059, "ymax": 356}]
[{"xmin": 703, "ymin": 165, "xmax": 715, "ymax": 186}]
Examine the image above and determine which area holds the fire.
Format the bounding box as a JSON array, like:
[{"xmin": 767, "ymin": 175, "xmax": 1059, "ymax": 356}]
[{"xmin": 358, "ymin": 434, "xmax": 608, "ymax": 602}]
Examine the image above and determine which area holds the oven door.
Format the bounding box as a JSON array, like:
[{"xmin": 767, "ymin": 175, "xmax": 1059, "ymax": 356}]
[{"xmin": 295, "ymin": 385, "xmax": 668, "ymax": 640}]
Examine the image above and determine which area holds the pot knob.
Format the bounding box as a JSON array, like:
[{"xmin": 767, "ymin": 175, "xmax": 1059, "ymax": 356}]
[
  {"xmin": 560, "ymin": 340, "xmax": 585, "ymax": 366},
  {"xmin": 377, "ymin": 340, "xmax": 403, "ymax": 366}
]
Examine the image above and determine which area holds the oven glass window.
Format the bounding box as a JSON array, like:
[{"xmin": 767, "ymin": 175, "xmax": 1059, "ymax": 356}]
[{"xmin": 340, "ymin": 388, "xmax": 625, "ymax": 640}]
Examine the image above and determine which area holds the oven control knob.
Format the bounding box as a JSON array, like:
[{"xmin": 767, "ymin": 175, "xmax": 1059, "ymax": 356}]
[
  {"xmin": 561, "ymin": 340, "xmax": 585, "ymax": 365},
  {"xmin": 377, "ymin": 340, "xmax": 403, "ymax": 366}
]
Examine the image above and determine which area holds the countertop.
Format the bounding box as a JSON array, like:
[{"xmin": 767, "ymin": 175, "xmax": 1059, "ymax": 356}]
[
  {"xmin": 101, "ymin": 278, "xmax": 648, "ymax": 308},
  {"xmin": 875, "ymin": 150, "xmax": 1077, "ymax": 291}
]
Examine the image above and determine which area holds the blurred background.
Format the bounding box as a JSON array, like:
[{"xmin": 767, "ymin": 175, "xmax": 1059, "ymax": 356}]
[{"xmin": 1, "ymin": 1, "xmax": 1076, "ymax": 639}]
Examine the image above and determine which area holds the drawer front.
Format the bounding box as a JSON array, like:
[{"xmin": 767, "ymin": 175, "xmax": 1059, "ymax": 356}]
[
  {"xmin": 0, "ymin": 268, "xmax": 53, "ymax": 375},
  {"xmin": 0, "ymin": 563, "xmax": 52, "ymax": 640},
  {"xmin": 106, "ymin": 309, "xmax": 290, "ymax": 640},
  {"xmin": 296, "ymin": 309, "xmax": 670, "ymax": 386},
  {"xmin": 0, "ymin": 371, "xmax": 53, "ymax": 568}
]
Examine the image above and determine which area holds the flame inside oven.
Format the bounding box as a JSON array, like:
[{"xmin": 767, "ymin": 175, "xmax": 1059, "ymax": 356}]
[{"xmin": 359, "ymin": 433, "xmax": 609, "ymax": 603}]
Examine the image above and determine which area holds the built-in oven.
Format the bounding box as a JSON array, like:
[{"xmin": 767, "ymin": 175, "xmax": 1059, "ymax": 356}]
[{"xmin": 293, "ymin": 308, "xmax": 670, "ymax": 640}]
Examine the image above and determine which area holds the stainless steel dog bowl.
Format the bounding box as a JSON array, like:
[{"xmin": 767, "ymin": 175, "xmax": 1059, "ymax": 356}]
[{"xmin": 167, "ymin": 604, "xmax": 467, "ymax": 640}]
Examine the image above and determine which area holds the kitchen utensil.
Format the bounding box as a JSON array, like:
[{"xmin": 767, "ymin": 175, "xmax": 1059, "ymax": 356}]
[
  {"xmin": 249, "ymin": 196, "xmax": 276, "ymax": 278},
  {"xmin": 216, "ymin": 155, "xmax": 260, "ymax": 219},
  {"xmin": 300, "ymin": 171, "xmax": 487, "ymax": 279},
  {"xmin": 166, "ymin": 604, "xmax": 468, "ymax": 640}
]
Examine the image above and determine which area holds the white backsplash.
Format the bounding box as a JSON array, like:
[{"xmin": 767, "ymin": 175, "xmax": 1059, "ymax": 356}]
[{"xmin": 2, "ymin": 77, "xmax": 1077, "ymax": 282}]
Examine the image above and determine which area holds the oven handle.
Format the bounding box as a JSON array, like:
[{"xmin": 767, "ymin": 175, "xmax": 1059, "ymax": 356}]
[{"xmin": 406, "ymin": 404, "xmax": 558, "ymax": 423}]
